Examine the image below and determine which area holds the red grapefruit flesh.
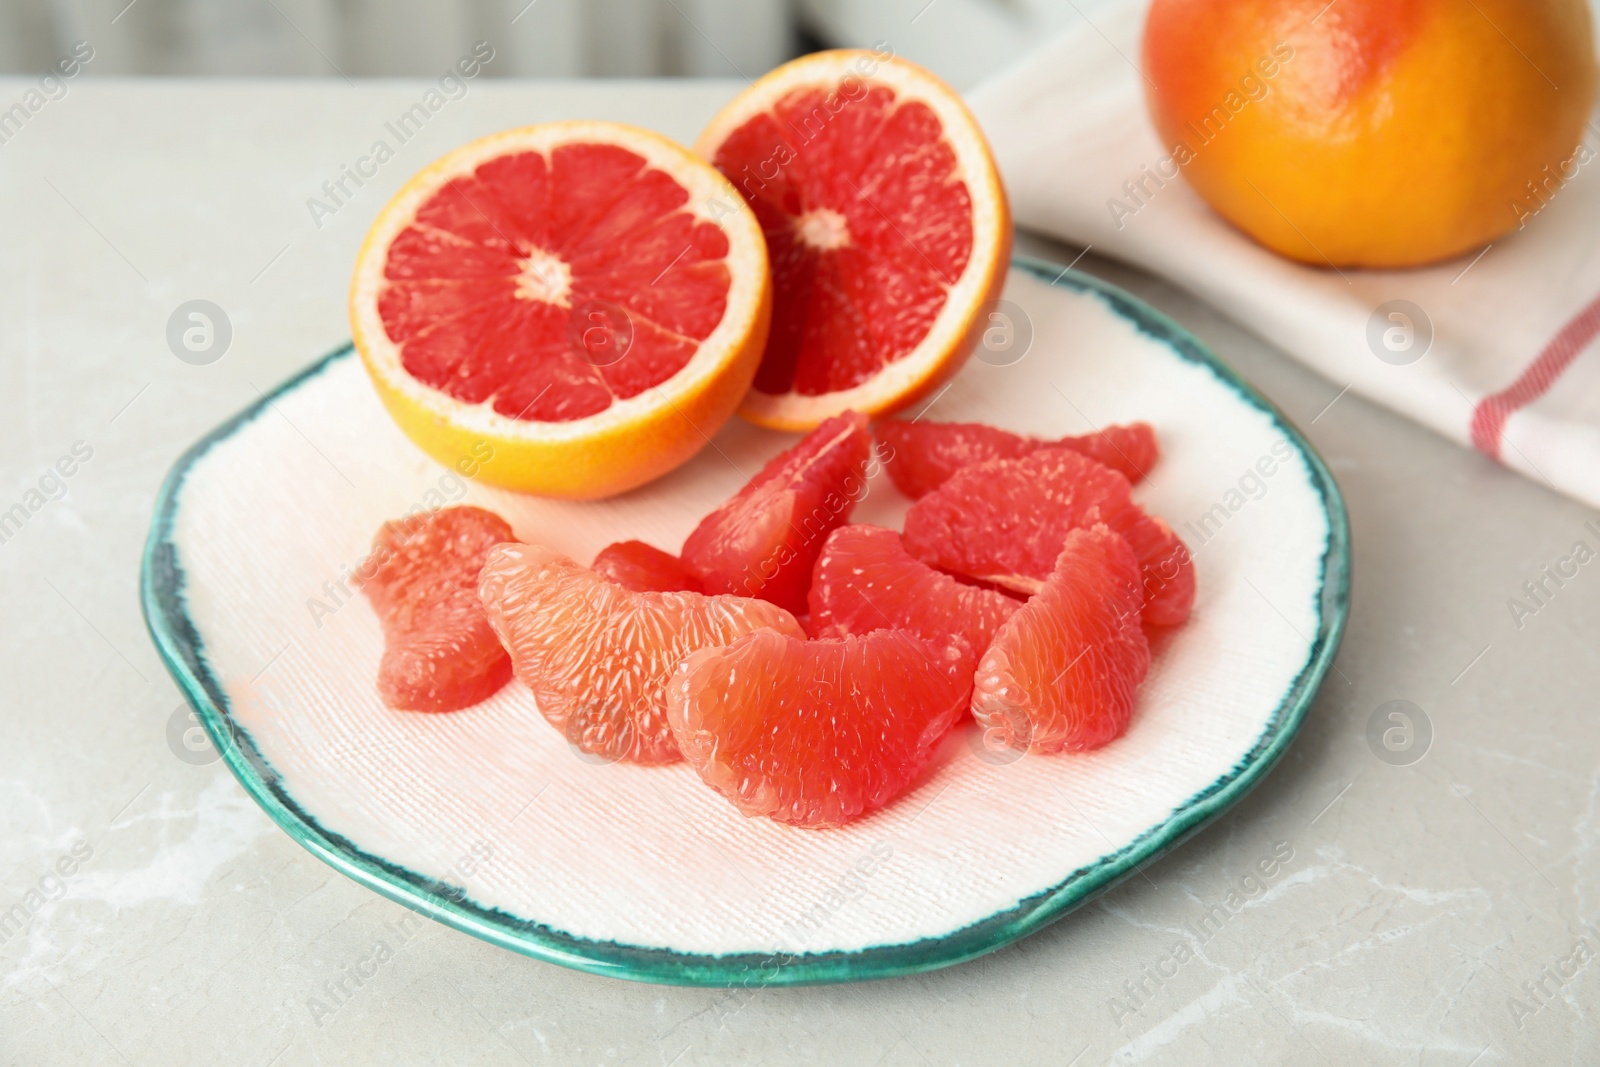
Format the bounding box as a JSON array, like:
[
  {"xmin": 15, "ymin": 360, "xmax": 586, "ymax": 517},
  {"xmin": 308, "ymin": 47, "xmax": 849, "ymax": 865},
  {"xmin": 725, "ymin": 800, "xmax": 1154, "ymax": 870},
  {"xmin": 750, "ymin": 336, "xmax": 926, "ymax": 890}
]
[
  {"xmin": 667, "ymin": 629, "xmax": 967, "ymax": 827},
  {"xmin": 974, "ymin": 526, "xmax": 1151, "ymax": 754},
  {"xmin": 808, "ymin": 524, "xmax": 1018, "ymax": 687},
  {"xmin": 680, "ymin": 410, "xmax": 872, "ymax": 615},
  {"xmin": 875, "ymin": 419, "xmax": 1159, "ymax": 497},
  {"xmin": 592, "ymin": 540, "xmax": 702, "ymax": 593},
  {"xmin": 902, "ymin": 448, "xmax": 1195, "ymax": 627},
  {"xmin": 358, "ymin": 505, "xmax": 515, "ymax": 713},
  {"xmin": 694, "ymin": 50, "xmax": 1011, "ymax": 430},
  {"xmin": 478, "ymin": 543, "xmax": 802, "ymax": 764}
]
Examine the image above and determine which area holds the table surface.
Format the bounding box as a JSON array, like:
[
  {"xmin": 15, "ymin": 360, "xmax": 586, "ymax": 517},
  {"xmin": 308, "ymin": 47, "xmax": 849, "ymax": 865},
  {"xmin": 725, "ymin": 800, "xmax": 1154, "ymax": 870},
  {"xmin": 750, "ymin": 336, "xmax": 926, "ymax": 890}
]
[{"xmin": 2, "ymin": 78, "xmax": 1598, "ymax": 1067}]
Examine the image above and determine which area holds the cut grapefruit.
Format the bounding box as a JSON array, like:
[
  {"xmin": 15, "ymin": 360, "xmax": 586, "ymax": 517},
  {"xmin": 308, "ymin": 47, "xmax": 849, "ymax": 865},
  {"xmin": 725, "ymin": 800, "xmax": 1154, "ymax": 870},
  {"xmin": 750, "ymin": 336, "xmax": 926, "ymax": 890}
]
[
  {"xmin": 695, "ymin": 49, "xmax": 1011, "ymax": 431},
  {"xmin": 808, "ymin": 524, "xmax": 1017, "ymax": 687},
  {"xmin": 592, "ymin": 540, "xmax": 701, "ymax": 593},
  {"xmin": 876, "ymin": 419, "xmax": 1159, "ymax": 497},
  {"xmin": 477, "ymin": 543, "xmax": 802, "ymax": 764},
  {"xmin": 974, "ymin": 526, "xmax": 1151, "ymax": 754},
  {"xmin": 358, "ymin": 505, "xmax": 515, "ymax": 713},
  {"xmin": 903, "ymin": 448, "xmax": 1195, "ymax": 627},
  {"xmin": 680, "ymin": 410, "xmax": 872, "ymax": 615},
  {"xmin": 350, "ymin": 122, "xmax": 771, "ymax": 499},
  {"xmin": 667, "ymin": 629, "xmax": 967, "ymax": 827}
]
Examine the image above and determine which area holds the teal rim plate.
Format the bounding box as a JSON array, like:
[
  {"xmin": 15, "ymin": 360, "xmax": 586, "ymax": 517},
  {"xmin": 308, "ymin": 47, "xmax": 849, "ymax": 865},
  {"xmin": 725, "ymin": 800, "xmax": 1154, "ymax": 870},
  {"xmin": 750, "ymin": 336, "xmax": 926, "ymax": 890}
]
[{"xmin": 141, "ymin": 256, "xmax": 1349, "ymax": 987}]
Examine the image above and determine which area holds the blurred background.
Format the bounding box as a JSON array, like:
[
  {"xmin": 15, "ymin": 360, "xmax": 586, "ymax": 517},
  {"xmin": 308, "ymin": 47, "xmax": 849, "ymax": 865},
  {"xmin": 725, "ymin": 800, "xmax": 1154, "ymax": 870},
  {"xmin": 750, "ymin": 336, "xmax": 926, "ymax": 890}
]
[{"xmin": 0, "ymin": 0, "xmax": 1130, "ymax": 90}]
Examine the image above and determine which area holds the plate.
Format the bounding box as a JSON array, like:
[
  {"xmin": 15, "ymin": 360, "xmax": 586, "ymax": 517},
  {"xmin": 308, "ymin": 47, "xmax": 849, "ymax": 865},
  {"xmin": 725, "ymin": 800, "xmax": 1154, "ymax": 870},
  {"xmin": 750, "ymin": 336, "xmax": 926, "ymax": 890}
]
[{"xmin": 141, "ymin": 258, "xmax": 1349, "ymax": 986}]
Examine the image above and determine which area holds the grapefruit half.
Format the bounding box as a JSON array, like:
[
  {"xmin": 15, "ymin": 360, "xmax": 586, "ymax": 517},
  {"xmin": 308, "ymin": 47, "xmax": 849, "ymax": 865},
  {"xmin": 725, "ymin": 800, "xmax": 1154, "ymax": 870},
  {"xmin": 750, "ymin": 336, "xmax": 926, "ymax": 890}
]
[
  {"xmin": 695, "ymin": 50, "xmax": 1011, "ymax": 431},
  {"xmin": 351, "ymin": 122, "xmax": 771, "ymax": 499}
]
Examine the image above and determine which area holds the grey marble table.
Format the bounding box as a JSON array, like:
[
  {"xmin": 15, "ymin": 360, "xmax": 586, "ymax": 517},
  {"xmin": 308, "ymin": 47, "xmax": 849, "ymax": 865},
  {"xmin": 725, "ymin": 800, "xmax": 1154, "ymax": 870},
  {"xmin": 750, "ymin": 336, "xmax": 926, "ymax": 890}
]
[{"xmin": 2, "ymin": 77, "xmax": 1597, "ymax": 1067}]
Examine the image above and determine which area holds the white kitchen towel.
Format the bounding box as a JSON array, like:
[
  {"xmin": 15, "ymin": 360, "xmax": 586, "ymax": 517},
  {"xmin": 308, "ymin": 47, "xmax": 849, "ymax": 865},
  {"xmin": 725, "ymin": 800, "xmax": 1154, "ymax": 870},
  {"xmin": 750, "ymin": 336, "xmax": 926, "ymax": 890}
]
[{"xmin": 968, "ymin": 1, "xmax": 1600, "ymax": 508}]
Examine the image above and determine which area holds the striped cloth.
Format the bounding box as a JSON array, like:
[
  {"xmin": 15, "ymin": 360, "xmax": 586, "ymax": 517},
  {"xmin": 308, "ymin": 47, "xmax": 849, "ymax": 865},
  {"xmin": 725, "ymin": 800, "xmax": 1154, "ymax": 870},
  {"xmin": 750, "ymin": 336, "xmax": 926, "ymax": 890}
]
[{"xmin": 969, "ymin": 1, "xmax": 1600, "ymax": 508}]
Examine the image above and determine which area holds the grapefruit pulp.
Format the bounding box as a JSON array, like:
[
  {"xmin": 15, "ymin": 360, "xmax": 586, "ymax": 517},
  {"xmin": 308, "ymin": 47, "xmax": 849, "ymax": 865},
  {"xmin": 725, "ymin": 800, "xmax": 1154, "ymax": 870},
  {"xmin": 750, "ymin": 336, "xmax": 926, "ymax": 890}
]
[
  {"xmin": 974, "ymin": 526, "xmax": 1151, "ymax": 754},
  {"xmin": 876, "ymin": 419, "xmax": 1159, "ymax": 497},
  {"xmin": 358, "ymin": 505, "xmax": 515, "ymax": 713},
  {"xmin": 903, "ymin": 448, "xmax": 1194, "ymax": 627},
  {"xmin": 680, "ymin": 410, "xmax": 873, "ymax": 615},
  {"xmin": 808, "ymin": 523, "xmax": 1018, "ymax": 688},
  {"xmin": 667, "ymin": 629, "xmax": 968, "ymax": 828},
  {"xmin": 477, "ymin": 543, "xmax": 802, "ymax": 764},
  {"xmin": 592, "ymin": 540, "xmax": 701, "ymax": 593}
]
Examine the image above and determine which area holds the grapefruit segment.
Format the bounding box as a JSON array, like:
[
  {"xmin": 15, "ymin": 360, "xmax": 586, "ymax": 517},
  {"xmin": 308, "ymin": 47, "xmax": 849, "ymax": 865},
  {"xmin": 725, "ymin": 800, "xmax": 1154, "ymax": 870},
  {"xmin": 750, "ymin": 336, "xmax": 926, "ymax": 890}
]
[
  {"xmin": 808, "ymin": 524, "xmax": 1017, "ymax": 687},
  {"xmin": 592, "ymin": 540, "xmax": 702, "ymax": 593},
  {"xmin": 974, "ymin": 526, "xmax": 1151, "ymax": 754},
  {"xmin": 351, "ymin": 121, "xmax": 772, "ymax": 499},
  {"xmin": 680, "ymin": 410, "xmax": 872, "ymax": 615},
  {"xmin": 667, "ymin": 629, "xmax": 967, "ymax": 828},
  {"xmin": 695, "ymin": 50, "xmax": 1011, "ymax": 430},
  {"xmin": 876, "ymin": 419, "xmax": 1159, "ymax": 497},
  {"xmin": 902, "ymin": 448, "xmax": 1194, "ymax": 626},
  {"xmin": 358, "ymin": 505, "xmax": 515, "ymax": 713},
  {"xmin": 477, "ymin": 543, "xmax": 803, "ymax": 764}
]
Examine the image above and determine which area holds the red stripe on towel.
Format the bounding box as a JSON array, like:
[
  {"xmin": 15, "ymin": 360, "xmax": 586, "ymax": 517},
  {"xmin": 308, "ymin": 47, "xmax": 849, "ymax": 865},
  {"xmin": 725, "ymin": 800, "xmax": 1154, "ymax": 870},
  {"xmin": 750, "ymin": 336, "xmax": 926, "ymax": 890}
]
[{"xmin": 1470, "ymin": 291, "xmax": 1600, "ymax": 459}]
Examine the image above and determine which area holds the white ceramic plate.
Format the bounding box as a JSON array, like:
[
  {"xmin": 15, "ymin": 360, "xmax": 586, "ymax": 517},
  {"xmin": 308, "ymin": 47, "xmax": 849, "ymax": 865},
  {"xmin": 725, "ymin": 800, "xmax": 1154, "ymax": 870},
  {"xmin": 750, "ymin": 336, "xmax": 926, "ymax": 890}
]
[{"xmin": 142, "ymin": 259, "xmax": 1348, "ymax": 986}]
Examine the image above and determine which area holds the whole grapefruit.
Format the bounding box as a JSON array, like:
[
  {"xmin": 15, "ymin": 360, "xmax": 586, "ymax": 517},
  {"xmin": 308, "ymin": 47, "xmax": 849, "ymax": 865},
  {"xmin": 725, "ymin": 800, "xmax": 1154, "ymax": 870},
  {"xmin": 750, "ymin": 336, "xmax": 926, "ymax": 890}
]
[{"xmin": 1142, "ymin": 0, "xmax": 1598, "ymax": 268}]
